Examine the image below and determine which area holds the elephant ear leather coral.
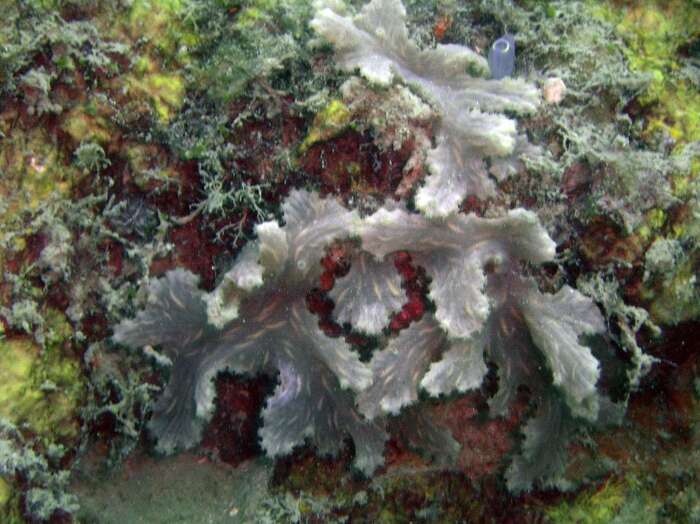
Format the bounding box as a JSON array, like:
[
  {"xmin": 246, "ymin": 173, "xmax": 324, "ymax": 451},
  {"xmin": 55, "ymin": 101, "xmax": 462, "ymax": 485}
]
[
  {"xmin": 311, "ymin": 0, "xmax": 541, "ymax": 217},
  {"xmin": 357, "ymin": 206, "xmax": 603, "ymax": 422},
  {"xmin": 113, "ymin": 0, "xmax": 645, "ymax": 493},
  {"xmin": 114, "ymin": 190, "xmax": 387, "ymax": 475},
  {"xmin": 353, "ymin": 204, "xmax": 617, "ymax": 490},
  {"xmin": 114, "ymin": 189, "xmax": 621, "ymax": 490}
]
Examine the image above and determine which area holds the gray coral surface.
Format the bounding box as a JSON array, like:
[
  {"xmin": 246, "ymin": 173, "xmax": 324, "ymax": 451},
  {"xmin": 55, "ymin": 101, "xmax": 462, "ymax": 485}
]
[
  {"xmin": 113, "ymin": 0, "xmax": 646, "ymax": 494},
  {"xmin": 114, "ymin": 188, "xmax": 618, "ymax": 490},
  {"xmin": 115, "ymin": 191, "xmax": 387, "ymax": 475},
  {"xmin": 311, "ymin": 0, "xmax": 541, "ymax": 217}
]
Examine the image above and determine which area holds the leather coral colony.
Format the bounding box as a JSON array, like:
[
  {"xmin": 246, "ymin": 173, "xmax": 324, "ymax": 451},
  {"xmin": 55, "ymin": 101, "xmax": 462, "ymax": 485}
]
[{"xmin": 114, "ymin": 0, "xmax": 642, "ymax": 491}]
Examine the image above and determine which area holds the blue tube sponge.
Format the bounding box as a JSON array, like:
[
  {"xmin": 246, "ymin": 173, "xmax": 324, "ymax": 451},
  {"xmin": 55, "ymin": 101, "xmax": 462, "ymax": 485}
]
[{"xmin": 488, "ymin": 34, "xmax": 515, "ymax": 79}]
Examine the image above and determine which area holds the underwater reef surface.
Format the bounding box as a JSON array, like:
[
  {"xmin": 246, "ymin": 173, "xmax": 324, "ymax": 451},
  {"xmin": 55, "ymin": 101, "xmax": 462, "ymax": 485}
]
[{"xmin": 1, "ymin": 0, "xmax": 699, "ymax": 522}]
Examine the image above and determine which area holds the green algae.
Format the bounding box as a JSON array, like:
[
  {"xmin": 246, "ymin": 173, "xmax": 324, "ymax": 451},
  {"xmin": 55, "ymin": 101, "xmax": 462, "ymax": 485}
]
[
  {"xmin": 73, "ymin": 142, "xmax": 111, "ymax": 174},
  {"xmin": 546, "ymin": 479, "xmax": 661, "ymax": 524},
  {"xmin": 0, "ymin": 308, "xmax": 85, "ymax": 520},
  {"xmin": 0, "ymin": 310, "xmax": 84, "ymax": 444},
  {"xmin": 574, "ymin": 0, "xmax": 700, "ymax": 327},
  {"xmin": 62, "ymin": 103, "xmax": 114, "ymax": 144},
  {"xmin": 546, "ymin": 480, "xmax": 627, "ymax": 524},
  {"xmin": 125, "ymin": 143, "xmax": 180, "ymax": 190},
  {"xmin": 300, "ymin": 99, "xmax": 352, "ymax": 152},
  {"xmin": 644, "ymin": 255, "xmax": 700, "ymax": 325},
  {"xmin": 638, "ymin": 151, "xmax": 700, "ymax": 325},
  {"xmin": 126, "ymin": 60, "xmax": 186, "ymax": 123},
  {"xmin": 0, "ymin": 478, "xmax": 23, "ymax": 524},
  {"xmin": 636, "ymin": 208, "xmax": 668, "ymax": 243},
  {"xmin": 0, "ymin": 478, "xmax": 11, "ymax": 509},
  {"xmin": 0, "ymin": 124, "xmax": 79, "ymax": 225},
  {"xmin": 187, "ymin": 0, "xmax": 315, "ymax": 105},
  {"xmin": 128, "ymin": 0, "xmax": 199, "ymax": 66},
  {"xmin": 592, "ymin": 1, "xmax": 700, "ymax": 146}
]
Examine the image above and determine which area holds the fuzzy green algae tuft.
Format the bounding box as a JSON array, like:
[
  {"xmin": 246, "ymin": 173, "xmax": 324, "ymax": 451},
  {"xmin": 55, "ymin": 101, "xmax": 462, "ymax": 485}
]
[
  {"xmin": 642, "ymin": 239, "xmax": 700, "ymax": 325},
  {"xmin": 62, "ymin": 104, "xmax": 114, "ymax": 145},
  {"xmin": 638, "ymin": 153, "xmax": 700, "ymax": 325}
]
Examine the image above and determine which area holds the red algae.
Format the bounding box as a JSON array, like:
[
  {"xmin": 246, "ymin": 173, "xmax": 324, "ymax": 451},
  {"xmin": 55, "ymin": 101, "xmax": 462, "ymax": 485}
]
[
  {"xmin": 389, "ymin": 252, "xmax": 428, "ymax": 332},
  {"xmin": 299, "ymin": 131, "xmax": 413, "ymax": 198},
  {"xmin": 201, "ymin": 374, "xmax": 272, "ymax": 466},
  {"xmin": 577, "ymin": 217, "xmax": 644, "ymax": 270},
  {"xmin": 166, "ymin": 221, "xmax": 223, "ymax": 289},
  {"xmin": 434, "ymin": 395, "xmax": 524, "ymax": 481}
]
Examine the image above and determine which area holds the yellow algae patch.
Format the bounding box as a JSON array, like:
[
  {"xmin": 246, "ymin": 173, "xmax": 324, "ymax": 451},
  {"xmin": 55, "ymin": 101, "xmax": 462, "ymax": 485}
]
[
  {"xmin": 0, "ymin": 478, "xmax": 22, "ymax": 524},
  {"xmin": 546, "ymin": 480, "xmax": 626, "ymax": 524},
  {"xmin": 0, "ymin": 478, "xmax": 10, "ymax": 508},
  {"xmin": 128, "ymin": 0, "xmax": 199, "ymax": 65},
  {"xmin": 546, "ymin": 478, "xmax": 661, "ymax": 524},
  {"xmin": 0, "ymin": 310, "xmax": 85, "ymax": 444},
  {"xmin": 592, "ymin": 1, "xmax": 700, "ymax": 145},
  {"xmin": 126, "ymin": 57, "xmax": 185, "ymax": 123},
  {"xmin": 301, "ymin": 100, "xmax": 352, "ymax": 152},
  {"xmin": 62, "ymin": 102, "xmax": 113, "ymax": 144}
]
